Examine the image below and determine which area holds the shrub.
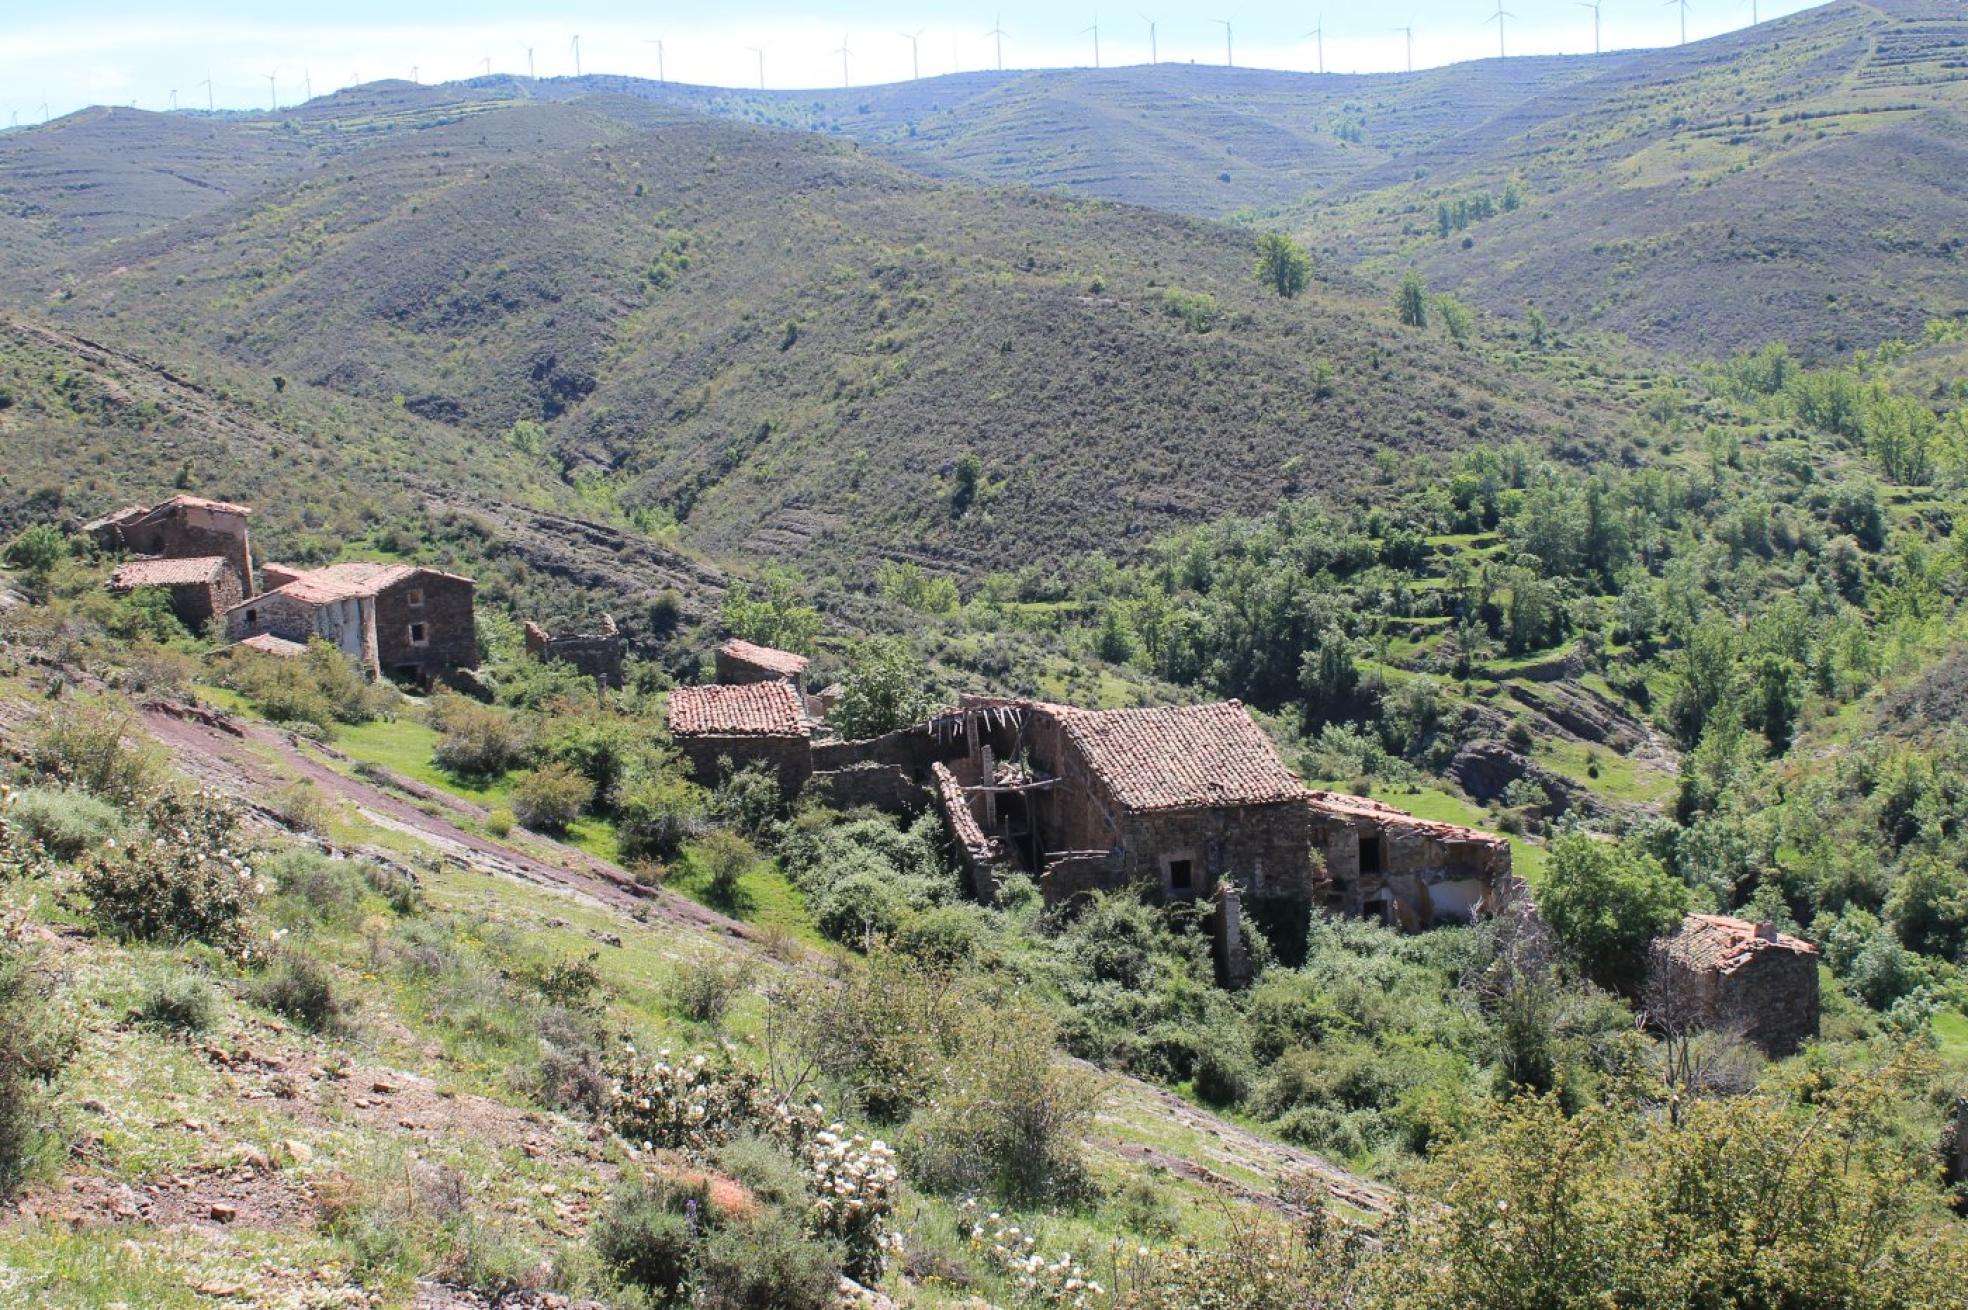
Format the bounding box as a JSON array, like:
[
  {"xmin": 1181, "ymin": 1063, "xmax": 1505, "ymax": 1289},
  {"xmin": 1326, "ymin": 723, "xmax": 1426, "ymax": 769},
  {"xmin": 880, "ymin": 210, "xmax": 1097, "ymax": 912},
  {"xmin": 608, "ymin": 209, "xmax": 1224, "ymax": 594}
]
[
  {"xmin": 697, "ymin": 1208, "xmax": 841, "ymax": 1310},
  {"xmin": 0, "ymin": 946, "xmax": 79, "ymax": 1198},
  {"xmin": 616, "ymin": 772, "xmax": 709, "ymax": 862},
  {"xmin": 697, "ymin": 830, "xmax": 757, "ymax": 904},
  {"xmin": 593, "ymin": 1173, "xmax": 704, "ymax": 1300},
  {"xmin": 827, "ymin": 638, "xmax": 935, "ymax": 740},
  {"xmin": 261, "ymin": 847, "xmax": 370, "ymax": 928},
  {"xmin": 30, "ymin": 702, "xmax": 164, "ymax": 803},
  {"xmin": 4, "ymin": 786, "xmax": 123, "ymax": 859},
  {"xmin": 485, "ymin": 807, "xmax": 514, "ymax": 838},
  {"xmin": 710, "ymin": 763, "xmax": 782, "ymax": 839},
  {"xmin": 135, "ymin": 970, "xmax": 218, "ymax": 1036},
  {"xmin": 509, "ymin": 763, "xmax": 595, "ymax": 833},
  {"xmin": 429, "ymin": 693, "xmax": 531, "ymax": 776},
  {"xmin": 271, "ymin": 780, "xmax": 331, "ymax": 835},
  {"xmin": 216, "ymin": 642, "xmax": 395, "ymax": 733},
  {"xmin": 665, "ymin": 955, "xmax": 755, "ymax": 1026},
  {"xmin": 80, "ymin": 791, "xmax": 260, "ymax": 957},
  {"xmin": 248, "ymin": 952, "xmax": 344, "ymax": 1031}
]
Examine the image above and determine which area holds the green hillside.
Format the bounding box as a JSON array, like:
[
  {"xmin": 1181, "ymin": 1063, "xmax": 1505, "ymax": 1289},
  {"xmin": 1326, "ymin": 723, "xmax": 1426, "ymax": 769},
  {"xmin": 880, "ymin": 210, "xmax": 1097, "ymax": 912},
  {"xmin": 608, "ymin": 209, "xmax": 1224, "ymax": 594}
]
[{"xmin": 10, "ymin": 102, "xmax": 1619, "ymax": 577}]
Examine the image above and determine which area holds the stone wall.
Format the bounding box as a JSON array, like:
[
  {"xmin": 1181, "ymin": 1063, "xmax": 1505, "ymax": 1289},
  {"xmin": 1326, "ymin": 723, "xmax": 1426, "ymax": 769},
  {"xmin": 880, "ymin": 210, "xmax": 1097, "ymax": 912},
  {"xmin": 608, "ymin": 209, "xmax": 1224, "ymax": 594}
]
[
  {"xmin": 168, "ymin": 565, "xmax": 244, "ymax": 633},
  {"xmin": 1116, "ymin": 801, "xmax": 1318, "ymax": 901},
  {"xmin": 808, "ymin": 763, "xmax": 925, "ymax": 813},
  {"xmin": 1309, "ymin": 801, "xmax": 1513, "ymax": 929},
  {"xmin": 526, "ymin": 617, "xmax": 625, "ymax": 688},
  {"xmin": 1649, "ymin": 938, "xmax": 1821, "ymax": 1058},
  {"xmin": 228, "ymin": 591, "xmax": 367, "ymax": 663},
  {"xmin": 678, "ymin": 734, "xmax": 813, "ymax": 798},
  {"xmin": 810, "ymin": 723, "xmax": 970, "ymax": 776}
]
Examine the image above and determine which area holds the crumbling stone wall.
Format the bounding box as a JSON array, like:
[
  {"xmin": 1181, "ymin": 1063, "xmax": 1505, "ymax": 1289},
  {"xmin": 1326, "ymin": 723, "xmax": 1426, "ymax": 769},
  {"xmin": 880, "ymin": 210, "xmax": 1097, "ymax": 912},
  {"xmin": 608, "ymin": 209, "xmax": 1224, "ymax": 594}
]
[
  {"xmin": 1649, "ymin": 928, "xmax": 1821, "ymax": 1058},
  {"xmin": 808, "ymin": 763, "xmax": 924, "ymax": 813},
  {"xmin": 173, "ymin": 566, "xmax": 243, "ymax": 632},
  {"xmin": 678, "ymin": 734, "xmax": 813, "ymax": 798},
  {"xmin": 120, "ymin": 504, "xmax": 253, "ymax": 592},
  {"xmin": 526, "ymin": 616, "xmax": 625, "ymax": 688},
  {"xmin": 228, "ymin": 591, "xmax": 368, "ymax": 663},
  {"xmin": 1310, "ymin": 803, "xmax": 1513, "ymax": 929}
]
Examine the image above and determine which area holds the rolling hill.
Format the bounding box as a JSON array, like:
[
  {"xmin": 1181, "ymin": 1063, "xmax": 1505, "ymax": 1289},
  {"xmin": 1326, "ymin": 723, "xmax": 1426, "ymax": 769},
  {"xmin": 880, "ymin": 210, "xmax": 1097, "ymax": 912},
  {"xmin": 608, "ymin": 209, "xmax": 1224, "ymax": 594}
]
[{"xmin": 3, "ymin": 99, "xmax": 1620, "ymax": 579}]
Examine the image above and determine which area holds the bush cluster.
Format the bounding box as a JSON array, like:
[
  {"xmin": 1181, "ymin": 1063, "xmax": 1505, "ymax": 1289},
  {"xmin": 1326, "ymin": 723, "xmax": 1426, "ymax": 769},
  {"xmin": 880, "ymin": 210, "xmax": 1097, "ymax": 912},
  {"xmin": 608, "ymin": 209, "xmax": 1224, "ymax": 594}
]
[{"xmin": 78, "ymin": 790, "xmax": 262, "ymax": 958}]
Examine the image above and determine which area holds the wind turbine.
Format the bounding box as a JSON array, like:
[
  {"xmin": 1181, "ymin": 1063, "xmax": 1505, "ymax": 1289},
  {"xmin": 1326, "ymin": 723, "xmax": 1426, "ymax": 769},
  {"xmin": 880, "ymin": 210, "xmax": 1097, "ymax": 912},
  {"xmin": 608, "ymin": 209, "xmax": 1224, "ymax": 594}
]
[
  {"xmin": 411, "ymin": 66, "xmax": 420, "ymax": 84},
  {"xmin": 1390, "ymin": 25, "xmax": 1414, "ymax": 72},
  {"xmin": 520, "ymin": 43, "xmax": 536, "ymax": 79},
  {"xmin": 644, "ymin": 39, "xmax": 666, "ymax": 82},
  {"xmin": 901, "ymin": 28, "xmax": 924, "ymax": 80},
  {"xmin": 1575, "ymin": 0, "xmax": 1603, "ymax": 53},
  {"xmin": 1140, "ymin": 13, "xmax": 1158, "ymax": 64},
  {"xmin": 571, "ymin": 33, "xmax": 582, "ymax": 76},
  {"xmin": 1487, "ymin": 0, "xmax": 1515, "ymax": 57},
  {"xmin": 835, "ymin": 33, "xmax": 854, "ymax": 88},
  {"xmin": 1666, "ymin": 0, "xmax": 1689, "ymax": 45},
  {"xmin": 168, "ymin": 89, "xmax": 178, "ymax": 111},
  {"xmin": 304, "ymin": 68, "xmax": 313, "ymax": 101},
  {"xmin": 746, "ymin": 46, "xmax": 766, "ymax": 90},
  {"xmin": 1303, "ymin": 14, "xmax": 1325, "ymax": 74},
  {"xmin": 479, "ymin": 55, "xmax": 490, "ymax": 77},
  {"xmin": 1742, "ymin": 0, "xmax": 1758, "ymax": 26},
  {"xmin": 1081, "ymin": 14, "xmax": 1102, "ymax": 68},
  {"xmin": 264, "ymin": 71, "xmax": 277, "ymax": 110},
  {"xmin": 1213, "ymin": 18, "xmax": 1234, "ymax": 66},
  {"xmin": 199, "ymin": 75, "xmax": 213, "ymax": 112},
  {"xmin": 39, "ymin": 102, "xmax": 50, "ymax": 123},
  {"xmin": 987, "ymin": 14, "xmax": 1009, "ymax": 71}
]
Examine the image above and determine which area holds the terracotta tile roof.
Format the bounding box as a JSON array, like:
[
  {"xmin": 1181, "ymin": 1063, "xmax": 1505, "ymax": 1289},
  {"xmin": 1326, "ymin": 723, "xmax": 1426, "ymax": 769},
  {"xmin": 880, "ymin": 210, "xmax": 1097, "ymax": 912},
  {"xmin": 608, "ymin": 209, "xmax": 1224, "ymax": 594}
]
[
  {"xmin": 226, "ymin": 633, "xmax": 309, "ymax": 658},
  {"xmin": 1663, "ymin": 913, "xmax": 1818, "ymax": 976},
  {"xmin": 1305, "ymin": 790, "xmax": 1508, "ymax": 847},
  {"xmin": 81, "ymin": 505, "xmax": 148, "ymax": 533},
  {"xmin": 670, "ymin": 682, "xmax": 809, "ymax": 738},
  {"xmin": 932, "ymin": 763, "xmax": 995, "ymax": 859},
  {"xmin": 227, "ymin": 562, "xmax": 474, "ymax": 609},
  {"xmin": 718, "ymin": 638, "xmax": 810, "ymax": 678},
  {"xmin": 109, "ymin": 556, "xmax": 232, "ymax": 589},
  {"xmin": 1055, "ymin": 701, "xmax": 1306, "ymax": 813}
]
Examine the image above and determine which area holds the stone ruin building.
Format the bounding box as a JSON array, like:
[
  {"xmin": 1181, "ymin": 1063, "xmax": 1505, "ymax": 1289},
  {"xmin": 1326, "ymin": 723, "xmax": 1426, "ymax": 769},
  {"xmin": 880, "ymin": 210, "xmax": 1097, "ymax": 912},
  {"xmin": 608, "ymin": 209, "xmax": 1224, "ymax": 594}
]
[
  {"xmin": 107, "ymin": 555, "xmax": 245, "ymax": 631},
  {"xmin": 663, "ymin": 658, "xmax": 1519, "ymax": 984},
  {"xmin": 716, "ymin": 639, "xmax": 811, "ymax": 700},
  {"xmin": 1300, "ymin": 789, "xmax": 1517, "ymax": 929},
  {"xmin": 525, "ymin": 614, "xmax": 625, "ymax": 689},
  {"xmin": 1648, "ymin": 912, "xmax": 1821, "ymax": 1057},
  {"xmin": 222, "ymin": 561, "xmax": 477, "ymax": 687},
  {"xmin": 85, "ymin": 495, "xmax": 255, "ymax": 631},
  {"xmin": 668, "ymin": 680, "xmax": 815, "ymax": 796}
]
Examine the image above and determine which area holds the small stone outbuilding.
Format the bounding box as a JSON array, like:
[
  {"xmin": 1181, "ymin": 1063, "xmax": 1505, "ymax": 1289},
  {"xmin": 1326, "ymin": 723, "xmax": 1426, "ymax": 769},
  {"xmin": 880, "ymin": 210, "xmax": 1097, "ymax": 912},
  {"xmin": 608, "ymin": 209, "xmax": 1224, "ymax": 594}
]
[
  {"xmin": 1304, "ymin": 790, "xmax": 1516, "ymax": 929},
  {"xmin": 223, "ymin": 561, "xmax": 476, "ymax": 686},
  {"xmin": 715, "ymin": 639, "xmax": 810, "ymax": 696},
  {"xmin": 669, "ymin": 681, "xmax": 814, "ymax": 794},
  {"xmin": 108, "ymin": 555, "xmax": 244, "ymax": 632},
  {"xmin": 84, "ymin": 495, "xmax": 255, "ymax": 592},
  {"xmin": 1649, "ymin": 913, "xmax": 1821, "ymax": 1057},
  {"xmin": 525, "ymin": 614, "xmax": 625, "ymax": 688}
]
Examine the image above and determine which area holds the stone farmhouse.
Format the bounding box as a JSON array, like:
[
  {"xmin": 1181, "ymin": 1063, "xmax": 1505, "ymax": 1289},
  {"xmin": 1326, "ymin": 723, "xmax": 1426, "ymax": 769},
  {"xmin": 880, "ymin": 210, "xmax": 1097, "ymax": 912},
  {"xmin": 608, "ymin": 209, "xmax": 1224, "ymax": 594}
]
[
  {"xmin": 1300, "ymin": 790, "xmax": 1516, "ymax": 929},
  {"xmin": 1649, "ymin": 912, "xmax": 1821, "ymax": 1057},
  {"xmin": 223, "ymin": 561, "xmax": 477, "ymax": 686},
  {"xmin": 85, "ymin": 495, "xmax": 255, "ymax": 631}
]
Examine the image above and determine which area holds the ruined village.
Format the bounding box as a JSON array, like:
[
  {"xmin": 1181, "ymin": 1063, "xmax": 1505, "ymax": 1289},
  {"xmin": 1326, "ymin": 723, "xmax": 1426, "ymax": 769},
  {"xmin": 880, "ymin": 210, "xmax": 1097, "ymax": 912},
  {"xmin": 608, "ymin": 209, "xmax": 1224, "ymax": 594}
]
[{"xmin": 73, "ymin": 492, "xmax": 1821, "ymax": 1056}]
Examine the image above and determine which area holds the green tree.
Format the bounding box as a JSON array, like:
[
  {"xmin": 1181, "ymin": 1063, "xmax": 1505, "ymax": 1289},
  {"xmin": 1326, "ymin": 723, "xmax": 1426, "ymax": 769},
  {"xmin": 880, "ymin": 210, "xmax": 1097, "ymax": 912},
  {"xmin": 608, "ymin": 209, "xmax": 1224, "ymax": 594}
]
[
  {"xmin": 829, "ymin": 638, "xmax": 933, "ymax": 740},
  {"xmin": 1253, "ymin": 231, "xmax": 1312, "ymax": 299},
  {"xmin": 2, "ymin": 525, "xmax": 63, "ymax": 592},
  {"xmin": 951, "ymin": 452, "xmax": 983, "ymax": 515},
  {"xmin": 1436, "ymin": 294, "xmax": 1476, "ymax": 345},
  {"xmin": 1538, "ymin": 832, "xmax": 1688, "ymax": 993},
  {"xmin": 1526, "ymin": 303, "xmax": 1548, "ymax": 348},
  {"xmin": 1396, "ymin": 269, "xmax": 1428, "ymax": 328},
  {"xmin": 720, "ymin": 569, "xmax": 821, "ymax": 654}
]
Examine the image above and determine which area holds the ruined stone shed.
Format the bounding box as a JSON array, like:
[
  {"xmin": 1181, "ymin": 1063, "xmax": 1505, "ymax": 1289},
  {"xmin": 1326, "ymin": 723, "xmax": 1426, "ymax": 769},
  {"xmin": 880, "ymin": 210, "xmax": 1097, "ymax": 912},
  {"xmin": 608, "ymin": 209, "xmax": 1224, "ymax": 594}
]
[
  {"xmin": 1305, "ymin": 790, "xmax": 1516, "ymax": 929},
  {"xmin": 669, "ymin": 681, "xmax": 814, "ymax": 795},
  {"xmin": 108, "ymin": 555, "xmax": 244, "ymax": 632},
  {"xmin": 525, "ymin": 614, "xmax": 625, "ymax": 688},
  {"xmin": 1650, "ymin": 913, "xmax": 1821, "ymax": 1058},
  {"xmin": 223, "ymin": 562, "xmax": 476, "ymax": 686}
]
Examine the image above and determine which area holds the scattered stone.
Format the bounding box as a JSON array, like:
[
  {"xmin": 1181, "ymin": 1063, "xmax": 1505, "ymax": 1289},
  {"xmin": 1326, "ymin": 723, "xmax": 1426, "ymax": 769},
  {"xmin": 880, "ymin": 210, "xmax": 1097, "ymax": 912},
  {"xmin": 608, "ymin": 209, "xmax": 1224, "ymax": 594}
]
[
  {"xmin": 210, "ymin": 1202, "xmax": 237, "ymax": 1223},
  {"xmin": 79, "ymin": 1098, "xmax": 108, "ymax": 1115},
  {"xmin": 370, "ymin": 1081, "xmax": 395, "ymax": 1095},
  {"xmin": 277, "ymin": 1139, "xmax": 313, "ymax": 1167}
]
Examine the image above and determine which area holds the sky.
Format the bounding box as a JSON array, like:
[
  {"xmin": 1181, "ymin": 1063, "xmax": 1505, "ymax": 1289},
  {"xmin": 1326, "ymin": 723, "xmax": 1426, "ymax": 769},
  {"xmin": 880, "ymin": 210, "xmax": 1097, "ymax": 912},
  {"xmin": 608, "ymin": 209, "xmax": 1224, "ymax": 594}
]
[{"xmin": 1, "ymin": 0, "xmax": 1823, "ymax": 122}]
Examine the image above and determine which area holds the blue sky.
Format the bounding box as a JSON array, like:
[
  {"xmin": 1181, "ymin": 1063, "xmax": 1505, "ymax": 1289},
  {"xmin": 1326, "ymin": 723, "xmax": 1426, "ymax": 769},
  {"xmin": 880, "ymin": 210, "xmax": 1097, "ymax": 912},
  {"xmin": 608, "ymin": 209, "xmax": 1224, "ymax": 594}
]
[{"xmin": 3, "ymin": 0, "xmax": 1821, "ymax": 121}]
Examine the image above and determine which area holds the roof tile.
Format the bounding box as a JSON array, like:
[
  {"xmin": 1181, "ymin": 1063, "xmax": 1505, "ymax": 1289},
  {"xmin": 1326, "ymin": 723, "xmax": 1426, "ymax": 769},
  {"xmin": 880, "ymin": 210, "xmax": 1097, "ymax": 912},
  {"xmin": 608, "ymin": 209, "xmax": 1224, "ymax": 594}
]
[
  {"xmin": 109, "ymin": 556, "xmax": 232, "ymax": 589},
  {"xmin": 718, "ymin": 638, "xmax": 810, "ymax": 678},
  {"xmin": 1663, "ymin": 913, "xmax": 1817, "ymax": 976},
  {"xmin": 671, "ymin": 682, "xmax": 809, "ymax": 738},
  {"xmin": 1056, "ymin": 702, "xmax": 1305, "ymax": 812}
]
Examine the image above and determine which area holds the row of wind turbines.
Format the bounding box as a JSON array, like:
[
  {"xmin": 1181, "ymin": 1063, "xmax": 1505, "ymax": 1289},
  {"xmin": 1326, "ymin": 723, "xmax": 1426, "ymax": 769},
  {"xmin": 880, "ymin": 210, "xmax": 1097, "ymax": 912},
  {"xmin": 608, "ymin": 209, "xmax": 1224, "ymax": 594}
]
[{"xmin": 5, "ymin": 0, "xmax": 1777, "ymax": 123}]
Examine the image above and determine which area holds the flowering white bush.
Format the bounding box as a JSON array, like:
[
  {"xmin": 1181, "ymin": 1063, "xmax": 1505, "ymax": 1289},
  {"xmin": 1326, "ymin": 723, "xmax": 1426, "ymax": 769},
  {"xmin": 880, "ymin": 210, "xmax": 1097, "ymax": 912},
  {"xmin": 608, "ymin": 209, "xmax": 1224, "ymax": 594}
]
[
  {"xmin": 605, "ymin": 1043, "xmax": 902, "ymax": 1280},
  {"xmin": 0, "ymin": 785, "xmax": 50, "ymax": 883},
  {"xmin": 961, "ymin": 1199, "xmax": 1108, "ymax": 1308},
  {"xmin": 76, "ymin": 789, "xmax": 262, "ymax": 958}
]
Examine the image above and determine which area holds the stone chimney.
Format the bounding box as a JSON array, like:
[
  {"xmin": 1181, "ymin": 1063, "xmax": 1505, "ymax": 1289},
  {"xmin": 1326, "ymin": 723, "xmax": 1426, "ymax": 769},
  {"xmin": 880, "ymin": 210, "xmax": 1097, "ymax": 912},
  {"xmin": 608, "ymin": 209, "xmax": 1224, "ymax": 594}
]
[{"xmin": 1754, "ymin": 921, "xmax": 1777, "ymax": 942}]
